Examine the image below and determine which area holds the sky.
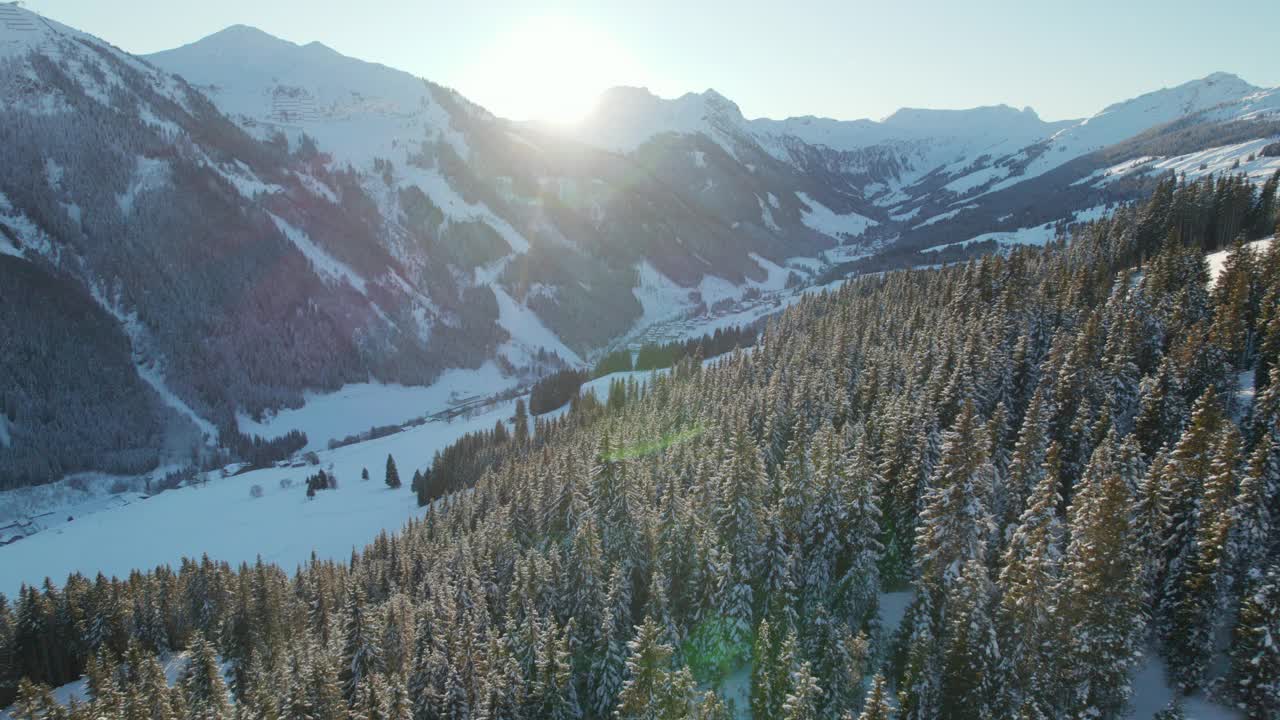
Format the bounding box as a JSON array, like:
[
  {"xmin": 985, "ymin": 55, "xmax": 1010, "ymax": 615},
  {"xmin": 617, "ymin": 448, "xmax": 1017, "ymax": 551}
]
[{"xmin": 25, "ymin": 0, "xmax": 1280, "ymax": 124}]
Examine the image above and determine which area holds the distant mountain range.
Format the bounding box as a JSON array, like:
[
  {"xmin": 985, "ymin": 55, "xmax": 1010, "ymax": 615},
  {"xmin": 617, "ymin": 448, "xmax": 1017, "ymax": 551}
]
[{"xmin": 1, "ymin": 5, "xmax": 1277, "ymax": 487}]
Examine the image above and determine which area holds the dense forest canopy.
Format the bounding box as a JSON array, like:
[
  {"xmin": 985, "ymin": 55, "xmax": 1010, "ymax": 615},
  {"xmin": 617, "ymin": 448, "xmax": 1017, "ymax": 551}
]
[{"xmin": 2, "ymin": 171, "xmax": 1279, "ymax": 719}]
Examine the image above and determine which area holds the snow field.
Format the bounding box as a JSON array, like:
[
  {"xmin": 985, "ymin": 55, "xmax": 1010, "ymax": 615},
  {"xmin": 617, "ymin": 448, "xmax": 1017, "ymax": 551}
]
[{"xmin": 0, "ymin": 395, "xmax": 521, "ymax": 599}]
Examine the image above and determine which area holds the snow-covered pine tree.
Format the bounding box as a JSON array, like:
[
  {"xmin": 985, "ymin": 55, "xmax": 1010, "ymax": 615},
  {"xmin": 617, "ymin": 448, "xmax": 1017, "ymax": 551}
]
[
  {"xmin": 834, "ymin": 429, "xmax": 884, "ymax": 628},
  {"xmin": 1156, "ymin": 386, "xmax": 1225, "ymax": 621},
  {"xmin": 616, "ymin": 616, "xmax": 696, "ymax": 720},
  {"xmin": 1229, "ymin": 432, "xmax": 1276, "ymax": 585},
  {"xmin": 915, "ymin": 400, "xmax": 994, "ymax": 595},
  {"xmin": 1000, "ymin": 387, "xmax": 1050, "ymax": 540},
  {"xmin": 1166, "ymin": 422, "xmax": 1243, "ymax": 692},
  {"xmin": 783, "ymin": 661, "xmax": 823, "ymax": 720},
  {"xmin": 857, "ymin": 673, "xmax": 894, "ymax": 720},
  {"xmin": 1060, "ymin": 432, "xmax": 1146, "ymax": 717},
  {"xmin": 995, "ymin": 459, "xmax": 1062, "ymax": 715},
  {"xmin": 1230, "ymin": 562, "xmax": 1280, "ymax": 719},
  {"xmin": 940, "ymin": 559, "xmax": 999, "ymax": 720},
  {"xmin": 896, "ymin": 595, "xmax": 941, "ymax": 720},
  {"xmin": 339, "ymin": 585, "xmax": 385, "ymax": 704},
  {"xmin": 714, "ymin": 422, "xmax": 765, "ymax": 654},
  {"xmin": 751, "ymin": 619, "xmax": 783, "ymax": 720},
  {"xmin": 182, "ymin": 633, "xmax": 231, "ymax": 720},
  {"xmin": 590, "ymin": 569, "xmax": 629, "ymax": 717}
]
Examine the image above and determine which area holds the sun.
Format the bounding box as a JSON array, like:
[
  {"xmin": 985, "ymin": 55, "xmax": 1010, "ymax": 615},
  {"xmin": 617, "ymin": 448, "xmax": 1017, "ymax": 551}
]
[{"xmin": 472, "ymin": 16, "xmax": 638, "ymax": 125}]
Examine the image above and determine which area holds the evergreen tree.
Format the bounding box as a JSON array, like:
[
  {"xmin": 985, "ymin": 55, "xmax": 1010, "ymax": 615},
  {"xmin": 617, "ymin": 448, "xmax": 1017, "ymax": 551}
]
[
  {"xmin": 996, "ymin": 462, "xmax": 1062, "ymax": 715},
  {"xmin": 385, "ymin": 455, "xmax": 401, "ymax": 489},
  {"xmin": 514, "ymin": 397, "xmax": 529, "ymax": 442},
  {"xmin": 1060, "ymin": 433, "xmax": 1146, "ymax": 717},
  {"xmin": 1231, "ymin": 563, "xmax": 1280, "ymax": 719},
  {"xmin": 616, "ymin": 616, "xmax": 696, "ymax": 720},
  {"xmin": 783, "ymin": 661, "xmax": 823, "ymax": 720},
  {"xmin": 751, "ymin": 619, "xmax": 782, "ymax": 720},
  {"xmin": 1166, "ymin": 423, "xmax": 1242, "ymax": 692},
  {"xmin": 182, "ymin": 634, "xmax": 231, "ymax": 720},
  {"xmin": 339, "ymin": 586, "xmax": 384, "ymax": 704},
  {"xmin": 915, "ymin": 401, "xmax": 994, "ymax": 594},
  {"xmin": 940, "ymin": 559, "xmax": 999, "ymax": 720},
  {"xmin": 858, "ymin": 674, "xmax": 894, "ymax": 720}
]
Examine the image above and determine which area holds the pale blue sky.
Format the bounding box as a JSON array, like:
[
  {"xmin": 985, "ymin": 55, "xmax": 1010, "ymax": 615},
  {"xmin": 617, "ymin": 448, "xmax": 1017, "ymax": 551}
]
[{"xmin": 26, "ymin": 0, "xmax": 1280, "ymax": 123}]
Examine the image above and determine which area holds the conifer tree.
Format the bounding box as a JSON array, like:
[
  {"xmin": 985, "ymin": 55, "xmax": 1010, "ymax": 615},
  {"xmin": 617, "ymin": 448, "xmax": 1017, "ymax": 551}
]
[
  {"xmin": 1231, "ymin": 562, "xmax": 1280, "ymax": 719},
  {"xmin": 940, "ymin": 559, "xmax": 999, "ymax": 720},
  {"xmin": 809, "ymin": 606, "xmax": 868, "ymax": 719},
  {"xmin": 1060, "ymin": 433, "xmax": 1146, "ymax": 717},
  {"xmin": 182, "ymin": 634, "xmax": 231, "ymax": 720},
  {"xmin": 384, "ymin": 455, "xmax": 401, "ymax": 489},
  {"xmin": 896, "ymin": 595, "xmax": 941, "ymax": 720},
  {"xmin": 783, "ymin": 661, "xmax": 823, "ymax": 720},
  {"xmin": 858, "ymin": 674, "xmax": 894, "ymax": 720},
  {"xmin": 1157, "ymin": 387, "xmax": 1225, "ymax": 617},
  {"xmin": 1000, "ymin": 388, "xmax": 1049, "ymax": 537},
  {"xmin": 995, "ymin": 462, "xmax": 1062, "ymax": 715},
  {"xmin": 915, "ymin": 401, "xmax": 994, "ymax": 594},
  {"xmin": 1229, "ymin": 433, "xmax": 1276, "ymax": 583},
  {"xmin": 10, "ymin": 678, "xmax": 66, "ymax": 720},
  {"xmin": 751, "ymin": 619, "xmax": 782, "ymax": 720},
  {"xmin": 616, "ymin": 616, "xmax": 696, "ymax": 720},
  {"xmin": 1166, "ymin": 423, "xmax": 1243, "ymax": 692},
  {"xmin": 339, "ymin": 586, "xmax": 384, "ymax": 704}
]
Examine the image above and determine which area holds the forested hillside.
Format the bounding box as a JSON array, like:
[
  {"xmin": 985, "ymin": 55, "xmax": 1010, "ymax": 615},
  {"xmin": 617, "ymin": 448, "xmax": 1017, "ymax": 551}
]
[
  {"xmin": 0, "ymin": 23, "xmax": 503, "ymax": 488},
  {"xmin": 3, "ymin": 174, "xmax": 1279, "ymax": 718}
]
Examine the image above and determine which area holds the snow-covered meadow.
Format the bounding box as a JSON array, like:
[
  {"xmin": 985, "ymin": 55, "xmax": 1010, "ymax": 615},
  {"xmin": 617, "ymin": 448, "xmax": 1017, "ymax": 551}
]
[{"xmin": 0, "ymin": 393, "xmax": 519, "ymax": 599}]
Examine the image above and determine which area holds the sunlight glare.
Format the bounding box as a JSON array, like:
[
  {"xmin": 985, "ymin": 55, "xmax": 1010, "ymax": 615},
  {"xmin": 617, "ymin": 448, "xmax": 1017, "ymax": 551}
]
[{"xmin": 469, "ymin": 15, "xmax": 639, "ymax": 125}]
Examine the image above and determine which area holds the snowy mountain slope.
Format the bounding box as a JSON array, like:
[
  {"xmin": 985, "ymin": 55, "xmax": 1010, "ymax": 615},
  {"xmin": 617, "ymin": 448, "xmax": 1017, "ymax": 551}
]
[
  {"xmin": 1087, "ymin": 136, "xmax": 1280, "ymax": 188},
  {"xmin": 0, "ymin": 4, "xmax": 506, "ymax": 488},
  {"xmin": 566, "ymin": 86, "xmax": 1074, "ymax": 206},
  {"xmin": 567, "ymin": 85, "xmax": 749, "ymax": 156},
  {"xmin": 986, "ymin": 73, "xmax": 1273, "ymax": 193},
  {"xmin": 561, "ymin": 73, "xmax": 1279, "ymax": 265},
  {"xmin": 146, "ymin": 28, "xmax": 865, "ymax": 352}
]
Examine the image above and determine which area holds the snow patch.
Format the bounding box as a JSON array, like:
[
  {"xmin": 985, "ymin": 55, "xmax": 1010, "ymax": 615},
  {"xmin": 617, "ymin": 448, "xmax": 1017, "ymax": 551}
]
[
  {"xmin": 86, "ymin": 285, "xmax": 219, "ymax": 444},
  {"xmin": 877, "ymin": 590, "xmax": 915, "ymax": 636},
  {"xmin": 1207, "ymin": 237, "xmax": 1273, "ymax": 288},
  {"xmin": 1128, "ymin": 654, "xmax": 1242, "ymax": 720},
  {"xmin": 1093, "ymin": 139, "xmax": 1280, "ymax": 188},
  {"xmin": 631, "ymin": 261, "xmax": 698, "ymax": 329},
  {"xmin": 269, "ymin": 213, "xmax": 369, "ymax": 294},
  {"xmin": 796, "ymin": 192, "xmax": 878, "ymax": 240},
  {"xmin": 925, "ymin": 205, "xmax": 1113, "ymax": 254},
  {"xmin": 746, "ymin": 253, "xmax": 793, "ymax": 292},
  {"xmin": 493, "ymin": 286, "xmax": 582, "ymax": 366},
  {"xmin": 237, "ymin": 363, "xmax": 515, "ymax": 452},
  {"xmin": 117, "ymin": 156, "xmax": 171, "ymax": 215},
  {"xmin": 913, "ymin": 204, "xmax": 977, "ymax": 230},
  {"xmin": 757, "ymin": 195, "xmax": 781, "ymax": 232}
]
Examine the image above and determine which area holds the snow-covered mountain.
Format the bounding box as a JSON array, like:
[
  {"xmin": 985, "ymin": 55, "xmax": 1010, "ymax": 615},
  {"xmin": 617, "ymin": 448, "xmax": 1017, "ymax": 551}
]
[
  {"xmin": 2, "ymin": 2, "xmax": 1278, "ymax": 488},
  {"xmin": 145, "ymin": 27, "xmax": 870, "ymax": 347},
  {"xmin": 561, "ymin": 73, "xmax": 1280, "ymax": 262}
]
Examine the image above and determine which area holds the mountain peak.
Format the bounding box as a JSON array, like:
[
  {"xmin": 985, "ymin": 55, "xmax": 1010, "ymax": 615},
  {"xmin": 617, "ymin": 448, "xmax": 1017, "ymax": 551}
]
[
  {"xmin": 697, "ymin": 88, "xmax": 743, "ymax": 121},
  {"xmin": 195, "ymin": 24, "xmax": 293, "ymax": 50}
]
